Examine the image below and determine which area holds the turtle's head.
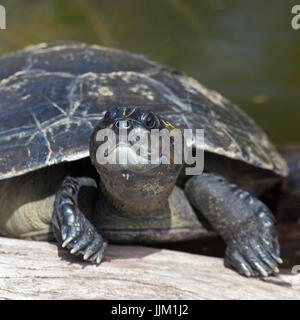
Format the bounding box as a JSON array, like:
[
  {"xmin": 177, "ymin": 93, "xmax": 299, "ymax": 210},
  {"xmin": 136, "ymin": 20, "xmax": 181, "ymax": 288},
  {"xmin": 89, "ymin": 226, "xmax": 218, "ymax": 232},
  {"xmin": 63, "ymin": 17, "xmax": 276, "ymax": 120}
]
[{"xmin": 89, "ymin": 107, "xmax": 183, "ymax": 212}]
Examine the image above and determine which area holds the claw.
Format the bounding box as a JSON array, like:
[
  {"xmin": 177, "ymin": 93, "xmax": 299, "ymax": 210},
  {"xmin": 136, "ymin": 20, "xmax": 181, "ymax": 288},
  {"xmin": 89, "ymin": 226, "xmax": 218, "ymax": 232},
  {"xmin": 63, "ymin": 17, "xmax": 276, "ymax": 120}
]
[
  {"xmin": 225, "ymin": 246, "xmax": 256, "ymax": 277},
  {"xmin": 276, "ymin": 257, "xmax": 283, "ymax": 264},
  {"xmin": 90, "ymin": 243, "xmax": 107, "ymax": 264},
  {"xmin": 62, "ymin": 236, "xmax": 73, "ymax": 248},
  {"xmin": 268, "ymin": 249, "xmax": 283, "ymax": 264},
  {"xmin": 83, "ymin": 252, "xmax": 92, "ymax": 261},
  {"xmin": 254, "ymin": 262, "xmax": 269, "ymax": 277},
  {"xmin": 52, "ymin": 176, "xmax": 105, "ymax": 264},
  {"xmin": 96, "ymin": 256, "xmax": 102, "ymax": 264},
  {"xmin": 70, "ymin": 242, "xmax": 86, "ymax": 254},
  {"xmin": 273, "ymin": 267, "xmax": 280, "ymax": 273}
]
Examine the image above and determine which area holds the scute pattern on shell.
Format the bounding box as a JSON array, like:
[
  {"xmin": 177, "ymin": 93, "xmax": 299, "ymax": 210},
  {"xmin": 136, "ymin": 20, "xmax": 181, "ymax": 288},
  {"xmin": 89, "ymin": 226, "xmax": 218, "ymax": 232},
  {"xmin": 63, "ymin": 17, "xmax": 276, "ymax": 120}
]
[{"xmin": 0, "ymin": 42, "xmax": 288, "ymax": 180}]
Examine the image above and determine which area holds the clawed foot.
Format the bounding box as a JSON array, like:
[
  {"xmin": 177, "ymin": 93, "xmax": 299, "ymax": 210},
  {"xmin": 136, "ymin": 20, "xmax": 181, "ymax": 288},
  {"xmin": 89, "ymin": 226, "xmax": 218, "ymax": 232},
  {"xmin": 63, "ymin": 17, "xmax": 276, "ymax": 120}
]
[
  {"xmin": 225, "ymin": 203, "xmax": 282, "ymax": 277},
  {"xmin": 52, "ymin": 177, "xmax": 107, "ymax": 264}
]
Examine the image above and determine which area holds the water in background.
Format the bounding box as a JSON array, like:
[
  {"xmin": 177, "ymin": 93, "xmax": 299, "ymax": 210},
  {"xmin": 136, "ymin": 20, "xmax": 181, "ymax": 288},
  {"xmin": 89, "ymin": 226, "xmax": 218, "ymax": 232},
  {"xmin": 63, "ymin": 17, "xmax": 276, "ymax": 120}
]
[{"xmin": 0, "ymin": 0, "xmax": 299, "ymax": 144}]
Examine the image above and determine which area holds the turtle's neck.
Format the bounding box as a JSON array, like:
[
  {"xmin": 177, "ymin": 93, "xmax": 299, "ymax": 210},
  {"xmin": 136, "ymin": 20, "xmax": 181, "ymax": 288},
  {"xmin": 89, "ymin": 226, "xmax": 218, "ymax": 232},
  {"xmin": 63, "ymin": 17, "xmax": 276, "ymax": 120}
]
[{"xmin": 98, "ymin": 167, "xmax": 180, "ymax": 215}]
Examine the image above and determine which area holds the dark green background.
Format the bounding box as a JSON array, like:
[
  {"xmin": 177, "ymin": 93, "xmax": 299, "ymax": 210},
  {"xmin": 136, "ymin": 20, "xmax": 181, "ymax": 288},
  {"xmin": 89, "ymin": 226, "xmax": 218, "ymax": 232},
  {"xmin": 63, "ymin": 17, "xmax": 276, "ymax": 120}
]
[{"xmin": 0, "ymin": 0, "xmax": 299, "ymax": 143}]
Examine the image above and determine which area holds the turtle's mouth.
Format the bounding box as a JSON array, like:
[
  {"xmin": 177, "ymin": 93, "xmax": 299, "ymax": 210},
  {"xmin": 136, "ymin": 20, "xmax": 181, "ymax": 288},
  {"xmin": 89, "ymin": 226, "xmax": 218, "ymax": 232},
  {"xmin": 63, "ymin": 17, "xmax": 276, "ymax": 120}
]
[
  {"xmin": 96, "ymin": 125, "xmax": 166, "ymax": 172},
  {"xmin": 94, "ymin": 122, "xmax": 178, "ymax": 173},
  {"xmin": 105, "ymin": 143, "xmax": 163, "ymax": 172}
]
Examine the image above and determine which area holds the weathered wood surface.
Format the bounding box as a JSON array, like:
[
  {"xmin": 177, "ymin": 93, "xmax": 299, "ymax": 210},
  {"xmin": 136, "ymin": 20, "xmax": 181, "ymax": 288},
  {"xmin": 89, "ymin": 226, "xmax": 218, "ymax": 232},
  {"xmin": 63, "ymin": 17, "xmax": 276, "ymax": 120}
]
[{"xmin": 0, "ymin": 237, "xmax": 300, "ymax": 300}]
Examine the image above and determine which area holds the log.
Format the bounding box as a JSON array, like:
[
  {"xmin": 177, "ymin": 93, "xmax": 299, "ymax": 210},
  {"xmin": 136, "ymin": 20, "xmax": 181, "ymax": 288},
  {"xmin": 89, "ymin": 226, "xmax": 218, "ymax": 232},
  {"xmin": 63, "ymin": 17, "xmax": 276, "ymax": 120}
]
[{"xmin": 0, "ymin": 237, "xmax": 300, "ymax": 300}]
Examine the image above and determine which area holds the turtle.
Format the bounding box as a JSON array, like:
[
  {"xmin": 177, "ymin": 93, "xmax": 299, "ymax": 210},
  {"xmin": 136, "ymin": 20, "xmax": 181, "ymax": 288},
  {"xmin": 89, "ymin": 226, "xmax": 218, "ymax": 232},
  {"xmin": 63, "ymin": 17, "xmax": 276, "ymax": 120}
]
[{"xmin": 0, "ymin": 42, "xmax": 289, "ymax": 277}]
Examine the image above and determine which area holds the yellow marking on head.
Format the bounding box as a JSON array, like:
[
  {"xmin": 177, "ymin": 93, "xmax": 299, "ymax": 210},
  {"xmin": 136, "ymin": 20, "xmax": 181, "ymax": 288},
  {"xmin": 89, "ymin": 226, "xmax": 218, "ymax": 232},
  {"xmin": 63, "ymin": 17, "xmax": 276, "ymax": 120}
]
[
  {"xmin": 127, "ymin": 108, "xmax": 136, "ymax": 117},
  {"xmin": 161, "ymin": 119, "xmax": 175, "ymax": 130},
  {"xmin": 123, "ymin": 107, "xmax": 127, "ymax": 116}
]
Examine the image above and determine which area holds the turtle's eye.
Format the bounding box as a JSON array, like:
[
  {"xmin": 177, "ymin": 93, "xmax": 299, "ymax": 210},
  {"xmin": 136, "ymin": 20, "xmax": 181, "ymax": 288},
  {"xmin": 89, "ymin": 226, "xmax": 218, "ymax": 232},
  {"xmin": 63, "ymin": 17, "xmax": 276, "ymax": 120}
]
[
  {"xmin": 144, "ymin": 113, "xmax": 156, "ymax": 129},
  {"xmin": 104, "ymin": 110, "xmax": 113, "ymax": 122}
]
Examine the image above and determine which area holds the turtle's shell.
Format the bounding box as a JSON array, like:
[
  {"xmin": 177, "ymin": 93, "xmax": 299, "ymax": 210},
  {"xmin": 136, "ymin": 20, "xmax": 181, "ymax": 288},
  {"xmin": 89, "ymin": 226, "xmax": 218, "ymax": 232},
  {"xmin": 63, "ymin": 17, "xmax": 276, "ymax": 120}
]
[{"xmin": 0, "ymin": 42, "xmax": 288, "ymax": 180}]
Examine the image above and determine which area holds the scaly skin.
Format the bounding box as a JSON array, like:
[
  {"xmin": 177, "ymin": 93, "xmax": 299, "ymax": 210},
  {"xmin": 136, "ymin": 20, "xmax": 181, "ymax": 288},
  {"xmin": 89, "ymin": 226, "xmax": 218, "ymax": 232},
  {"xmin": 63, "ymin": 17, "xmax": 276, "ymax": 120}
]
[
  {"xmin": 51, "ymin": 107, "xmax": 282, "ymax": 276},
  {"xmin": 52, "ymin": 176, "xmax": 107, "ymax": 263},
  {"xmin": 185, "ymin": 173, "xmax": 282, "ymax": 277}
]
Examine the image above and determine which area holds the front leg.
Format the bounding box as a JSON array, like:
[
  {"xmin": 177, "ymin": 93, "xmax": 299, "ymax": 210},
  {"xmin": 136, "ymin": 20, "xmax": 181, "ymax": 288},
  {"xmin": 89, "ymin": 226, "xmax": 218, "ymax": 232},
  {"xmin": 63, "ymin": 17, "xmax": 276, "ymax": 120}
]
[
  {"xmin": 185, "ymin": 173, "xmax": 282, "ymax": 277},
  {"xmin": 52, "ymin": 176, "xmax": 107, "ymax": 264}
]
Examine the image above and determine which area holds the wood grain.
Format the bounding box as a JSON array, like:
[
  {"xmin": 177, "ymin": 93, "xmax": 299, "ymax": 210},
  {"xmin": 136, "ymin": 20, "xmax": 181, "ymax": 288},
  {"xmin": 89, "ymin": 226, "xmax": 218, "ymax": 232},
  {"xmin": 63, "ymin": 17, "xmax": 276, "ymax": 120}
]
[{"xmin": 0, "ymin": 237, "xmax": 299, "ymax": 300}]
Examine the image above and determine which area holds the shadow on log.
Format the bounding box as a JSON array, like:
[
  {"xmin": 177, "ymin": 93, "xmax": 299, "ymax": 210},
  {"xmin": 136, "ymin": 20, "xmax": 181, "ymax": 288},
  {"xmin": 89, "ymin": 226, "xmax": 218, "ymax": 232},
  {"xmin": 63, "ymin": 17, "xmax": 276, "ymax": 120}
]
[{"xmin": 0, "ymin": 237, "xmax": 300, "ymax": 300}]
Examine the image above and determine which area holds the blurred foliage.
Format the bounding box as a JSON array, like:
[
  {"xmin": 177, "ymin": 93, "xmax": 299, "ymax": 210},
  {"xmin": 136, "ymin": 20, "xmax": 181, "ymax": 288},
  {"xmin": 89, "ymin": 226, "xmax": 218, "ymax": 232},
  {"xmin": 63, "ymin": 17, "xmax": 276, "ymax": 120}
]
[{"xmin": 0, "ymin": 0, "xmax": 299, "ymax": 143}]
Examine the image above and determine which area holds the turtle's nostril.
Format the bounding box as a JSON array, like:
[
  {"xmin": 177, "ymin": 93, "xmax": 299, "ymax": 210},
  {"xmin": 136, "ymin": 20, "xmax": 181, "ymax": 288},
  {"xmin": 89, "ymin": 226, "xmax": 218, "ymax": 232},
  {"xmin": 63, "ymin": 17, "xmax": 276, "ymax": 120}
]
[
  {"xmin": 114, "ymin": 120, "xmax": 131, "ymax": 130},
  {"xmin": 124, "ymin": 120, "xmax": 131, "ymax": 128}
]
